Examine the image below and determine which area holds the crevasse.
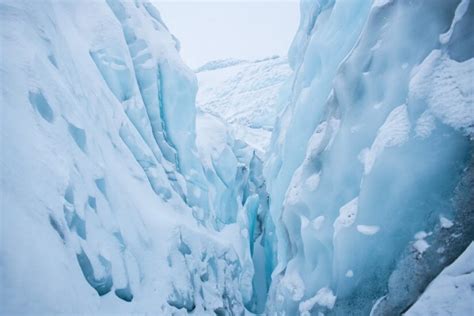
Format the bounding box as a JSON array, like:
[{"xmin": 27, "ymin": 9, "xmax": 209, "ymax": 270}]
[
  {"xmin": 264, "ymin": 0, "xmax": 473, "ymax": 315},
  {"xmin": 1, "ymin": 0, "xmax": 473, "ymax": 315}
]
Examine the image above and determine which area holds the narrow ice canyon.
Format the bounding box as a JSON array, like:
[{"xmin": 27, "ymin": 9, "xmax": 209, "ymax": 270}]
[{"xmin": 0, "ymin": 0, "xmax": 473, "ymax": 315}]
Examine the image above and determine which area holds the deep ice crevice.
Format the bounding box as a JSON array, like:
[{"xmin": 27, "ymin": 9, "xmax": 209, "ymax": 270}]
[{"xmin": 1, "ymin": 0, "xmax": 473, "ymax": 315}]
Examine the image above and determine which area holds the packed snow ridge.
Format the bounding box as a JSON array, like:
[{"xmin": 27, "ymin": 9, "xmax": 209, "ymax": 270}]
[{"xmin": 1, "ymin": 0, "xmax": 473, "ymax": 315}]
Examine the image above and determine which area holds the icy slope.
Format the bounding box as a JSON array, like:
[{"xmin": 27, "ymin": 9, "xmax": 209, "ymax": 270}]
[
  {"xmin": 196, "ymin": 56, "xmax": 292, "ymax": 153},
  {"xmin": 0, "ymin": 0, "xmax": 261, "ymax": 314},
  {"xmin": 264, "ymin": 0, "xmax": 474, "ymax": 314},
  {"xmin": 405, "ymin": 242, "xmax": 474, "ymax": 315}
]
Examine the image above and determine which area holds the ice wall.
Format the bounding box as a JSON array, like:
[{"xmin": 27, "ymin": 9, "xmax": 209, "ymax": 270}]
[
  {"xmin": 195, "ymin": 111, "xmax": 272, "ymax": 312},
  {"xmin": 0, "ymin": 0, "xmax": 259, "ymax": 314},
  {"xmin": 264, "ymin": 0, "xmax": 473, "ymax": 314}
]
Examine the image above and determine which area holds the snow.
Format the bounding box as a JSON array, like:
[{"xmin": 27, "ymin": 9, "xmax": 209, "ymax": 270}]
[
  {"xmin": 334, "ymin": 197, "xmax": 359, "ymax": 236},
  {"xmin": 414, "ymin": 111, "xmax": 436, "ymax": 139},
  {"xmin": 282, "ymin": 272, "xmax": 305, "ymax": 301},
  {"xmin": 364, "ymin": 104, "xmax": 411, "ymax": 175},
  {"xmin": 406, "ymin": 243, "xmax": 474, "ymax": 315},
  {"xmin": 413, "ymin": 239, "xmax": 430, "ymax": 255},
  {"xmin": 194, "ymin": 58, "xmax": 247, "ymax": 72},
  {"xmin": 414, "ymin": 231, "xmax": 429, "ymax": 240},
  {"xmin": 356, "ymin": 225, "xmax": 380, "ymax": 236},
  {"xmin": 299, "ymin": 287, "xmax": 336, "ymax": 314},
  {"xmin": 439, "ymin": 216, "xmax": 454, "ymax": 229},
  {"xmin": 196, "ymin": 55, "xmax": 292, "ymax": 153},
  {"xmin": 409, "ymin": 50, "xmax": 474, "ymax": 135}
]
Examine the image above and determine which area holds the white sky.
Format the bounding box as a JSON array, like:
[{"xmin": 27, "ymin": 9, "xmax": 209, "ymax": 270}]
[{"xmin": 154, "ymin": 1, "xmax": 300, "ymax": 68}]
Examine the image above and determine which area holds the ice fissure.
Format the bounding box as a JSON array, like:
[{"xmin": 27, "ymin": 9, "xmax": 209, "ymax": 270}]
[{"xmin": 1, "ymin": 0, "xmax": 473, "ymax": 315}]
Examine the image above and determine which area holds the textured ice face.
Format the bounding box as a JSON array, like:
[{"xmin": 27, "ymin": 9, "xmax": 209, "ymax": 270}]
[
  {"xmin": 264, "ymin": 0, "xmax": 473, "ymax": 314},
  {"xmin": 1, "ymin": 0, "xmax": 473, "ymax": 314},
  {"xmin": 0, "ymin": 0, "xmax": 262, "ymax": 314}
]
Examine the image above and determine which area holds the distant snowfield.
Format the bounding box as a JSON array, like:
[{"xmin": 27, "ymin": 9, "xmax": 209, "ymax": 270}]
[{"xmin": 195, "ymin": 56, "xmax": 292, "ymax": 154}]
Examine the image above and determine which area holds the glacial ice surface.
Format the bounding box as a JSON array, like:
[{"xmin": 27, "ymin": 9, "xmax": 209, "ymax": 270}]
[
  {"xmin": 264, "ymin": 0, "xmax": 473, "ymax": 314},
  {"xmin": 0, "ymin": 0, "xmax": 264, "ymax": 314},
  {"xmin": 1, "ymin": 0, "xmax": 473, "ymax": 315}
]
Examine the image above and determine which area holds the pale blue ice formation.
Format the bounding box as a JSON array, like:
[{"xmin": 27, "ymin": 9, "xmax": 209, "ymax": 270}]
[
  {"xmin": 264, "ymin": 0, "xmax": 473, "ymax": 314},
  {"xmin": 0, "ymin": 0, "xmax": 472, "ymax": 315}
]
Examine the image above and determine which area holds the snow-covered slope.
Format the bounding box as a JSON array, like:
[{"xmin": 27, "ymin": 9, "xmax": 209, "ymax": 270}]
[
  {"xmin": 0, "ymin": 0, "xmax": 264, "ymax": 314},
  {"xmin": 264, "ymin": 0, "xmax": 474, "ymax": 314},
  {"xmin": 196, "ymin": 56, "xmax": 292, "ymax": 153},
  {"xmin": 405, "ymin": 242, "xmax": 474, "ymax": 315}
]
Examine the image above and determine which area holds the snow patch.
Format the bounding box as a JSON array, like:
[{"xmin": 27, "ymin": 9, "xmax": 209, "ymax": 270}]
[
  {"xmin": 439, "ymin": 216, "xmax": 454, "ymax": 229},
  {"xmin": 410, "ymin": 51, "xmax": 474, "ymax": 135},
  {"xmin": 356, "ymin": 225, "xmax": 380, "ymax": 235},
  {"xmin": 364, "ymin": 105, "xmax": 411, "ymax": 174},
  {"xmin": 413, "ymin": 239, "xmax": 430, "ymax": 254},
  {"xmin": 299, "ymin": 287, "xmax": 336, "ymax": 314},
  {"xmin": 334, "ymin": 197, "xmax": 359, "ymax": 236}
]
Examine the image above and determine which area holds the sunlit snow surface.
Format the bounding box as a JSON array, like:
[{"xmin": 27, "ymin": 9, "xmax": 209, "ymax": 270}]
[
  {"xmin": 264, "ymin": 0, "xmax": 473, "ymax": 314},
  {"xmin": 405, "ymin": 242, "xmax": 474, "ymax": 315}
]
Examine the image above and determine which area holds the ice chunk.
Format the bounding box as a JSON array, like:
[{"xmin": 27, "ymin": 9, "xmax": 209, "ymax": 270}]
[
  {"xmin": 356, "ymin": 225, "xmax": 380, "ymax": 235},
  {"xmin": 364, "ymin": 105, "xmax": 411, "ymax": 174},
  {"xmin": 409, "ymin": 50, "xmax": 474, "ymax": 135},
  {"xmin": 413, "ymin": 239, "xmax": 430, "ymax": 255},
  {"xmin": 414, "ymin": 111, "xmax": 436, "ymax": 139},
  {"xmin": 334, "ymin": 197, "xmax": 359, "ymax": 236},
  {"xmin": 439, "ymin": 216, "xmax": 454, "ymax": 229},
  {"xmin": 299, "ymin": 287, "xmax": 336, "ymax": 314},
  {"xmin": 282, "ymin": 271, "xmax": 305, "ymax": 301},
  {"xmin": 414, "ymin": 231, "xmax": 429, "ymax": 240}
]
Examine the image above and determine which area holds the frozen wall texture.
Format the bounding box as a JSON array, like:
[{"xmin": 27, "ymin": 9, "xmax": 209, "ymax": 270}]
[
  {"xmin": 264, "ymin": 0, "xmax": 473, "ymax": 314},
  {"xmin": 1, "ymin": 0, "xmax": 473, "ymax": 315},
  {"xmin": 0, "ymin": 0, "xmax": 267, "ymax": 314}
]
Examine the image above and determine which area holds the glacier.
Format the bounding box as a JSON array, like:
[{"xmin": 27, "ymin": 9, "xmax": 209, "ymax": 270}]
[
  {"xmin": 1, "ymin": 0, "xmax": 473, "ymax": 315},
  {"xmin": 0, "ymin": 0, "xmax": 264, "ymax": 314},
  {"xmin": 264, "ymin": 0, "xmax": 474, "ymax": 315}
]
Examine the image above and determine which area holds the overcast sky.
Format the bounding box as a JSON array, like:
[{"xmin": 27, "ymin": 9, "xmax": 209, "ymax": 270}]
[{"xmin": 154, "ymin": 1, "xmax": 300, "ymax": 68}]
